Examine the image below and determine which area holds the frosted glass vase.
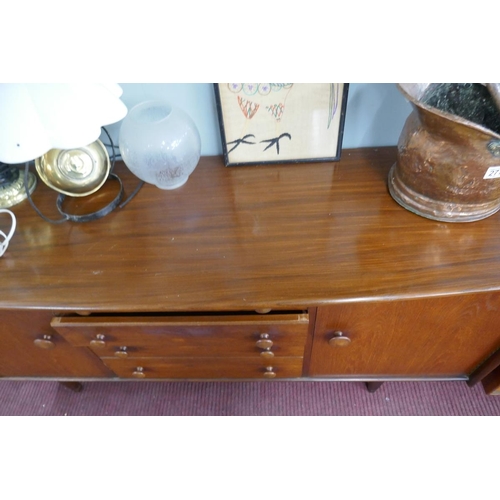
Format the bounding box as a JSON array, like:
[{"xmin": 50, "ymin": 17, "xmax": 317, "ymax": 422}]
[{"xmin": 119, "ymin": 100, "xmax": 201, "ymax": 189}]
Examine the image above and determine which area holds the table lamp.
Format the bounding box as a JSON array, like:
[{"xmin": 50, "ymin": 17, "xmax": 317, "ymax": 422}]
[{"xmin": 0, "ymin": 84, "xmax": 127, "ymax": 219}]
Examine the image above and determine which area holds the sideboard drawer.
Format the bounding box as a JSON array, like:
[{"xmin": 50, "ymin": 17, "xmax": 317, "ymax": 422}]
[
  {"xmin": 102, "ymin": 356, "xmax": 303, "ymax": 379},
  {"xmin": 51, "ymin": 313, "xmax": 309, "ymax": 358}
]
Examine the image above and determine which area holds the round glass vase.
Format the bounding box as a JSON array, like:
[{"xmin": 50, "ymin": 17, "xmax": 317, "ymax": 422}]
[{"xmin": 119, "ymin": 100, "xmax": 201, "ymax": 190}]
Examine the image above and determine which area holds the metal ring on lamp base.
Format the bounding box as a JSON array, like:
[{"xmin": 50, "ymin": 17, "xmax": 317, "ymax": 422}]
[
  {"xmin": 56, "ymin": 173, "xmax": 124, "ymax": 223},
  {"xmin": 22, "ymin": 128, "xmax": 129, "ymax": 224}
]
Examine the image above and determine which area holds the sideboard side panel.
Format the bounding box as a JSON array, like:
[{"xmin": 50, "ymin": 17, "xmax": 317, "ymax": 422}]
[{"xmin": 0, "ymin": 310, "xmax": 113, "ymax": 378}]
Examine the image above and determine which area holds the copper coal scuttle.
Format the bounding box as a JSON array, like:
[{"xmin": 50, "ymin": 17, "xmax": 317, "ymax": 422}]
[{"xmin": 389, "ymin": 83, "xmax": 500, "ymax": 222}]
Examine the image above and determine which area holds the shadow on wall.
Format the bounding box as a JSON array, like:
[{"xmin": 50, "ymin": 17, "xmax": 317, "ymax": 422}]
[{"xmin": 343, "ymin": 83, "xmax": 412, "ymax": 149}]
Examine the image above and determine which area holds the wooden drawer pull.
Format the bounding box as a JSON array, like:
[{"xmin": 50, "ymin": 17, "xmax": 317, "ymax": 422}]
[
  {"xmin": 33, "ymin": 335, "xmax": 56, "ymax": 349},
  {"xmin": 256, "ymin": 333, "xmax": 273, "ymax": 350},
  {"xmin": 263, "ymin": 366, "xmax": 276, "ymax": 378},
  {"xmin": 114, "ymin": 346, "xmax": 128, "ymax": 358},
  {"xmin": 328, "ymin": 331, "xmax": 351, "ymax": 347},
  {"xmin": 260, "ymin": 349, "xmax": 274, "ymax": 359},
  {"xmin": 132, "ymin": 367, "xmax": 146, "ymax": 378},
  {"xmin": 89, "ymin": 334, "xmax": 106, "ymax": 349},
  {"xmin": 255, "ymin": 308, "xmax": 272, "ymax": 314}
]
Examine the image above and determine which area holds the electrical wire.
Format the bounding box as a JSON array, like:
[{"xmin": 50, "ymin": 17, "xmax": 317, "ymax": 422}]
[
  {"xmin": 100, "ymin": 127, "xmax": 117, "ymax": 171},
  {"xmin": 0, "ymin": 208, "xmax": 16, "ymax": 257}
]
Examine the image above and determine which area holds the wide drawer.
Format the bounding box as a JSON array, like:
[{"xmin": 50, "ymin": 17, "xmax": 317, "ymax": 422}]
[
  {"xmin": 103, "ymin": 356, "xmax": 304, "ymax": 379},
  {"xmin": 51, "ymin": 313, "xmax": 309, "ymax": 358}
]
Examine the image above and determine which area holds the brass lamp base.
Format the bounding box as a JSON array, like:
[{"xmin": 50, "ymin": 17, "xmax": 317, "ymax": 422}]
[{"xmin": 0, "ymin": 165, "xmax": 37, "ymax": 209}]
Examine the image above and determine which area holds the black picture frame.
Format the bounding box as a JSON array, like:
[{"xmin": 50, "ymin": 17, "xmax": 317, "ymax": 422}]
[{"xmin": 214, "ymin": 83, "xmax": 349, "ymax": 167}]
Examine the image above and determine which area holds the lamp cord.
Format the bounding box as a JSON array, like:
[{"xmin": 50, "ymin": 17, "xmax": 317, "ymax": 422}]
[
  {"xmin": 0, "ymin": 209, "xmax": 16, "ymax": 257},
  {"xmin": 101, "ymin": 126, "xmax": 116, "ymax": 172}
]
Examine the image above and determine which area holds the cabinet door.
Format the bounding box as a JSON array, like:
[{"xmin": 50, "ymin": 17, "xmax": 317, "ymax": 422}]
[
  {"xmin": 0, "ymin": 310, "xmax": 113, "ymax": 378},
  {"xmin": 309, "ymin": 293, "xmax": 500, "ymax": 377}
]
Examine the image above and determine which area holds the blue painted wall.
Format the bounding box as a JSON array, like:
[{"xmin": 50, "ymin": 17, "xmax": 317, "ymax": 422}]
[{"xmin": 106, "ymin": 83, "xmax": 412, "ymax": 156}]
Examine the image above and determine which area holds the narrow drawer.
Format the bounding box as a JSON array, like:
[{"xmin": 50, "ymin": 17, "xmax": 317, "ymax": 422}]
[
  {"xmin": 51, "ymin": 314, "xmax": 309, "ymax": 358},
  {"xmin": 103, "ymin": 356, "xmax": 304, "ymax": 379}
]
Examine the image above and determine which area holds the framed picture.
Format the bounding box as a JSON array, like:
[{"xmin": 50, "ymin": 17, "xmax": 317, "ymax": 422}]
[{"xmin": 214, "ymin": 83, "xmax": 349, "ymax": 166}]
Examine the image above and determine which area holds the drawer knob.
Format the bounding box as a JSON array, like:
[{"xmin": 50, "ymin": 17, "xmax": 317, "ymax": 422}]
[
  {"xmin": 263, "ymin": 366, "xmax": 276, "ymax": 379},
  {"xmin": 33, "ymin": 335, "xmax": 56, "ymax": 349},
  {"xmin": 89, "ymin": 334, "xmax": 106, "ymax": 349},
  {"xmin": 328, "ymin": 331, "xmax": 351, "ymax": 347},
  {"xmin": 255, "ymin": 308, "xmax": 272, "ymax": 314},
  {"xmin": 132, "ymin": 367, "xmax": 146, "ymax": 378},
  {"xmin": 114, "ymin": 346, "xmax": 128, "ymax": 358},
  {"xmin": 256, "ymin": 333, "xmax": 273, "ymax": 350},
  {"xmin": 260, "ymin": 349, "xmax": 275, "ymax": 359}
]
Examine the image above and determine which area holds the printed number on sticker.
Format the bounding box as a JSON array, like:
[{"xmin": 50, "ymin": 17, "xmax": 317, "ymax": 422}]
[{"xmin": 484, "ymin": 167, "xmax": 500, "ymax": 179}]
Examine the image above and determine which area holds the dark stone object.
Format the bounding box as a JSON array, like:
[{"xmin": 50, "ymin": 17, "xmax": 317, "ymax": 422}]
[{"xmin": 422, "ymin": 83, "xmax": 500, "ymax": 135}]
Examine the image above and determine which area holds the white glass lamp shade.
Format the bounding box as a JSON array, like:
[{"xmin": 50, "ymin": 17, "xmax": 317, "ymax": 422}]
[
  {"xmin": 119, "ymin": 101, "xmax": 201, "ymax": 190},
  {"xmin": 0, "ymin": 83, "xmax": 127, "ymax": 164}
]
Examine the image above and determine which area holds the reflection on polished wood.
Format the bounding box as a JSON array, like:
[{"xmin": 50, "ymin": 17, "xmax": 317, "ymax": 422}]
[{"xmin": 5, "ymin": 147, "xmax": 500, "ymax": 312}]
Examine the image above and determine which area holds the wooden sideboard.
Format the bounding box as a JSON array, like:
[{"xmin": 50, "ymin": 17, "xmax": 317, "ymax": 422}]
[{"xmin": 2, "ymin": 147, "xmax": 500, "ymax": 395}]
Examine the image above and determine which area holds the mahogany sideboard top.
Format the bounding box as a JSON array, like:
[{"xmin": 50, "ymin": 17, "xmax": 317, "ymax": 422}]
[{"xmin": 3, "ymin": 146, "xmax": 500, "ymax": 313}]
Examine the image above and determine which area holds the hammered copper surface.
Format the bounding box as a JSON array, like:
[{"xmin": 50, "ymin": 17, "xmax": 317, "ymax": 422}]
[{"xmin": 390, "ymin": 83, "xmax": 500, "ymax": 222}]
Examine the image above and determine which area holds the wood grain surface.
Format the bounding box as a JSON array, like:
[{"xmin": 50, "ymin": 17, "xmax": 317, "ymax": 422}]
[
  {"xmin": 310, "ymin": 293, "xmax": 500, "ymax": 377},
  {"xmin": 51, "ymin": 313, "xmax": 309, "ymax": 358},
  {"xmin": 0, "ymin": 310, "xmax": 113, "ymax": 378},
  {"xmin": 3, "ymin": 147, "xmax": 500, "ymax": 312},
  {"xmin": 102, "ymin": 356, "xmax": 304, "ymax": 379}
]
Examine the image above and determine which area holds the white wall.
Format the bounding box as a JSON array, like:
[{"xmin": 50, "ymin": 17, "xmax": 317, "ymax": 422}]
[{"xmin": 105, "ymin": 83, "xmax": 412, "ymax": 155}]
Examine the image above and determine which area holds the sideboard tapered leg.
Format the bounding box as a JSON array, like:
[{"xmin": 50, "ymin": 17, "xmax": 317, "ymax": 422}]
[
  {"xmin": 365, "ymin": 381, "xmax": 384, "ymax": 393},
  {"xmin": 59, "ymin": 382, "xmax": 83, "ymax": 393}
]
